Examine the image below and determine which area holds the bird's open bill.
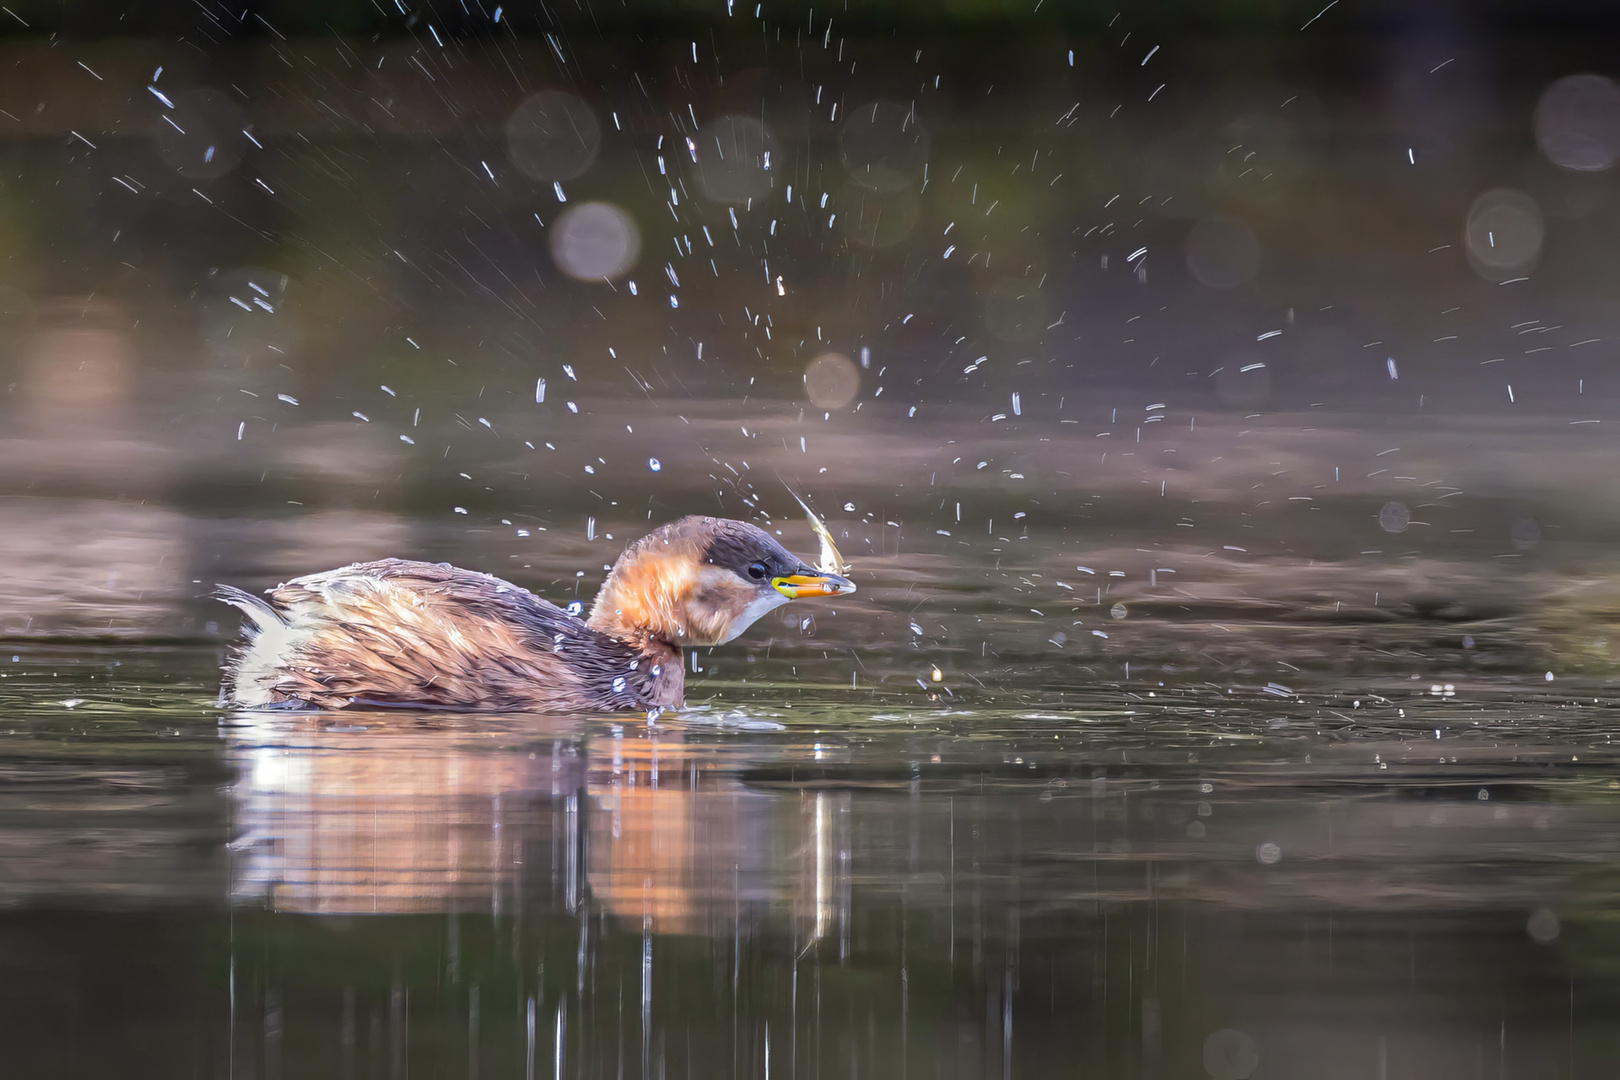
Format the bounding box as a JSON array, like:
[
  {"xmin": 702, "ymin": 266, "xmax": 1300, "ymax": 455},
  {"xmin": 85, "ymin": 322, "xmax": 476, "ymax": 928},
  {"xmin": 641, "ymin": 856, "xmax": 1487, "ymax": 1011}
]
[{"xmin": 772, "ymin": 569, "xmax": 857, "ymax": 598}]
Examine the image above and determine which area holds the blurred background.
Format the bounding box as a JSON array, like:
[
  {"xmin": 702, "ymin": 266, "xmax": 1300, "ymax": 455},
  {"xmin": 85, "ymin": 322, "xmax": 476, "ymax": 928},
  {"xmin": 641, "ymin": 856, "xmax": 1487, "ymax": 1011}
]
[
  {"xmin": 7, "ymin": 0, "xmax": 1620, "ymax": 1077},
  {"xmin": 10, "ymin": 0, "xmax": 1620, "ymax": 638}
]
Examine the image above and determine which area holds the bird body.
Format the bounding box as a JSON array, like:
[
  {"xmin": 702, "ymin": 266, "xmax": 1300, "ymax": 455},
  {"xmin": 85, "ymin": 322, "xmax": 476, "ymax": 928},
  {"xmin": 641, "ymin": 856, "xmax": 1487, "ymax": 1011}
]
[{"xmin": 219, "ymin": 515, "xmax": 853, "ymax": 712}]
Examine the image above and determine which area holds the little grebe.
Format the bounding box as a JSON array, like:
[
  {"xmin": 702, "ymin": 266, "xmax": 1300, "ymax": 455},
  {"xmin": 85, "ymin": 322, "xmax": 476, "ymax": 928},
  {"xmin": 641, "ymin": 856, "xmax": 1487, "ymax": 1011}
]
[{"xmin": 218, "ymin": 515, "xmax": 855, "ymax": 712}]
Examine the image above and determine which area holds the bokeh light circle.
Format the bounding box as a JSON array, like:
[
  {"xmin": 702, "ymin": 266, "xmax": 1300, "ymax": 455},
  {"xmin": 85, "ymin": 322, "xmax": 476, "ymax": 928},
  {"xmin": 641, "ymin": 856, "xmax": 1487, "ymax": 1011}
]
[
  {"xmin": 1511, "ymin": 517, "xmax": 1541, "ymax": 550},
  {"xmin": 1379, "ymin": 501, "xmax": 1410, "ymax": 534},
  {"xmin": 155, "ymin": 89, "xmax": 251, "ymax": 180},
  {"xmin": 1527, "ymin": 908, "xmax": 1561, "ymax": 944},
  {"xmin": 505, "ymin": 91, "xmax": 601, "ymax": 182},
  {"xmin": 839, "ymin": 184, "xmax": 919, "ymax": 248},
  {"xmin": 1535, "ymin": 74, "xmax": 1620, "ymax": 172},
  {"xmin": 983, "ymin": 279, "xmax": 1047, "ymax": 343},
  {"xmin": 1202, "ymin": 1029, "xmax": 1259, "ymax": 1080},
  {"xmin": 840, "ymin": 101, "xmax": 930, "ymax": 191},
  {"xmin": 803, "ymin": 352, "xmax": 860, "ymax": 409},
  {"xmin": 695, "ymin": 115, "xmax": 774, "ymax": 204},
  {"xmin": 1185, "ymin": 215, "xmax": 1261, "ymax": 288},
  {"xmin": 1464, "ymin": 188, "xmax": 1543, "ymax": 279},
  {"xmin": 550, "ymin": 202, "xmax": 641, "ymax": 281}
]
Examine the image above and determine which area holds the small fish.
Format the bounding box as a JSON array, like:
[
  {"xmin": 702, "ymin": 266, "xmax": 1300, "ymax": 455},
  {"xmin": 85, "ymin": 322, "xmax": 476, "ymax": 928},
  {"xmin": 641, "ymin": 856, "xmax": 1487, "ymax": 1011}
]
[{"xmin": 789, "ymin": 489, "xmax": 851, "ymax": 576}]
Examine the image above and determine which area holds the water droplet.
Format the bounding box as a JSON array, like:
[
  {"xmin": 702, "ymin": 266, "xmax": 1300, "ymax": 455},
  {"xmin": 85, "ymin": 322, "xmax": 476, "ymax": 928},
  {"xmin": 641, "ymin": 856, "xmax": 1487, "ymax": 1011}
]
[
  {"xmin": 804, "ymin": 352, "xmax": 859, "ymax": 408},
  {"xmin": 648, "ymin": 458, "xmax": 662, "ymax": 472},
  {"xmin": 1203, "ymin": 1028, "xmax": 1260, "ymax": 1080},
  {"xmin": 1186, "ymin": 215, "xmax": 1261, "ymax": 288},
  {"xmin": 1511, "ymin": 517, "xmax": 1541, "ymax": 549},
  {"xmin": 551, "ymin": 202, "xmax": 641, "ymax": 280},
  {"xmin": 693, "ymin": 114, "xmax": 775, "ymax": 202},
  {"xmin": 1527, "ymin": 908, "xmax": 1561, "ymax": 943},
  {"xmin": 506, "ymin": 90, "xmax": 600, "ymax": 181},
  {"xmin": 1464, "ymin": 189, "xmax": 1545, "ymax": 280}
]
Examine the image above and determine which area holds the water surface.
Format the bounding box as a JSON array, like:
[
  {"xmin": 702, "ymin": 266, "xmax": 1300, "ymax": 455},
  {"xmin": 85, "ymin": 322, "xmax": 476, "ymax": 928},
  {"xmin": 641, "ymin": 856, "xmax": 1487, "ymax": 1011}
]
[{"xmin": 7, "ymin": 3, "xmax": 1620, "ymax": 1076}]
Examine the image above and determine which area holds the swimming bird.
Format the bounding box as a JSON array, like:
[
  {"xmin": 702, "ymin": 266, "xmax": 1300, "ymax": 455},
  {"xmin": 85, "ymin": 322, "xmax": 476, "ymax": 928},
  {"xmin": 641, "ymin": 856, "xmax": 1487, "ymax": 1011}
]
[{"xmin": 217, "ymin": 515, "xmax": 855, "ymax": 712}]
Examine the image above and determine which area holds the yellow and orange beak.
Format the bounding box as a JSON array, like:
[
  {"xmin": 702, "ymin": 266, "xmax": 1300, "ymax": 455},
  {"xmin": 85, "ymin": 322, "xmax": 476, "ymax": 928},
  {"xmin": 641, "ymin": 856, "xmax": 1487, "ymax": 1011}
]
[{"xmin": 772, "ymin": 567, "xmax": 857, "ymax": 599}]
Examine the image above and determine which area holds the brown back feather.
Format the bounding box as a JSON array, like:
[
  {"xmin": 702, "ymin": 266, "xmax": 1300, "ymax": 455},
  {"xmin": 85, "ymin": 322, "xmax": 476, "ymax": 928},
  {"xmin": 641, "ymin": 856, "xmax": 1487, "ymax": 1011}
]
[{"xmin": 226, "ymin": 559, "xmax": 683, "ymax": 712}]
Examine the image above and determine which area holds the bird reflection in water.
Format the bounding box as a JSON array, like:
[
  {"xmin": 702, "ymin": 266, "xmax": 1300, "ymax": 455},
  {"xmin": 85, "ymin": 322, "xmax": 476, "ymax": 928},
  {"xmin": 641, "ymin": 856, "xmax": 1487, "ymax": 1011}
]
[
  {"xmin": 227, "ymin": 711, "xmax": 586, "ymax": 915},
  {"xmin": 584, "ymin": 724, "xmax": 846, "ymax": 950},
  {"xmin": 226, "ymin": 712, "xmax": 847, "ymax": 955}
]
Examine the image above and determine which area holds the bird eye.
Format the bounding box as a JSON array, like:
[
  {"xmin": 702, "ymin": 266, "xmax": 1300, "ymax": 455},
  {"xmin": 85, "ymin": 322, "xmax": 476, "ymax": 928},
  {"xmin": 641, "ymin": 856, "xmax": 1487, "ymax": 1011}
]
[{"xmin": 746, "ymin": 561, "xmax": 769, "ymax": 581}]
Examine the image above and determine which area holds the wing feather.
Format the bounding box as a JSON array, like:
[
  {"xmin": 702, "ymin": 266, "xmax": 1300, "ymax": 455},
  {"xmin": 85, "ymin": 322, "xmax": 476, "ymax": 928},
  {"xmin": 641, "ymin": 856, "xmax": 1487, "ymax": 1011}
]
[{"xmin": 221, "ymin": 560, "xmax": 620, "ymax": 710}]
